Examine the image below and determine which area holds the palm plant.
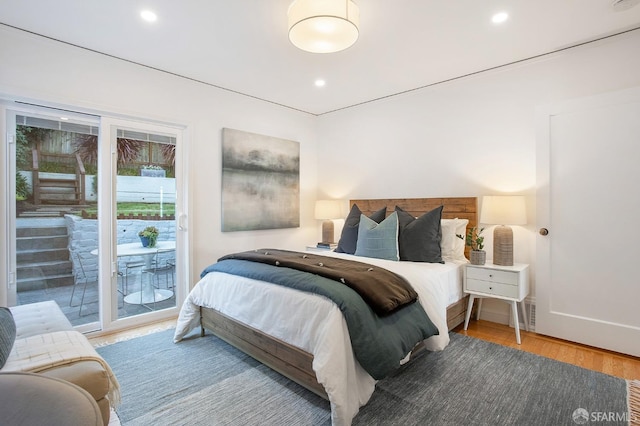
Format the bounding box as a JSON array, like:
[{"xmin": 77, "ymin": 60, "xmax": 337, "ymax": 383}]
[
  {"xmin": 75, "ymin": 135, "xmax": 144, "ymax": 166},
  {"xmin": 160, "ymin": 143, "xmax": 175, "ymax": 167}
]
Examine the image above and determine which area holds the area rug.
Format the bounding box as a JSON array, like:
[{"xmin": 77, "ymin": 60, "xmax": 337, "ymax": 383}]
[{"xmin": 97, "ymin": 329, "xmax": 638, "ymax": 425}]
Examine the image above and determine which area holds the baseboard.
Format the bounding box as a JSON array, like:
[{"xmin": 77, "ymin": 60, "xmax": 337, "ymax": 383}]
[
  {"xmin": 477, "ymin": 297, "xmax": 536, "ymax": 331},
  {"xmin": 508, "ymin": 296, "xmax": 536, "ymax": 331},
  {"xmin": 479, "ymin": 310, "xmax": 510, "ymax": 325}
]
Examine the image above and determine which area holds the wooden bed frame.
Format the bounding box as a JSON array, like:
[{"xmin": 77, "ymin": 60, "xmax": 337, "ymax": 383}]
[{"xmin": 201, "ymin": 197, "xmax": 478, "ymax": 399}]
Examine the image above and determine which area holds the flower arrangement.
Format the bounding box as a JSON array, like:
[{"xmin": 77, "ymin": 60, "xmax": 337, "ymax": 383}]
[{"xmin": 138, "ymin": 226, "xmax": 159, "ymax": 248}]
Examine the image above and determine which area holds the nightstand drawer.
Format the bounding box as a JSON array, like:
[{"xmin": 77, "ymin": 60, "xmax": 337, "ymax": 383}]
[
  {"xmin": 466, "ymin": 278, "xmax": 520, "ymax": 298},
  {"xmin": 466, "ymin": 267, "xmax": 518, "ymax": 285}
]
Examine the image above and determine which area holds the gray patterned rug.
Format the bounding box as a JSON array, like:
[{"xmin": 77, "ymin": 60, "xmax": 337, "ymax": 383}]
[{"xmin": 97, "ymin": 328, "xmax": 635, "ymax": 425}]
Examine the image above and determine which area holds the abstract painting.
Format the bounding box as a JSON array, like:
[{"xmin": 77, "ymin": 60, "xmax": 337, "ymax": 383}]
[{"xmin": 221, "ymin": 128, "xmax": 300, "ymax": 231}]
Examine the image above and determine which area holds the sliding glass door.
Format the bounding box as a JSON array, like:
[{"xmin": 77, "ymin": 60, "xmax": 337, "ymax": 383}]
[
  {"xmin": 2, "ymin": 105, "xmax": 187, "ymax": 332},
  {"xmin": 103, "ymin": 119, "xmax": 182, "ymax": 323},
  {"xmin": 4, "ymin": 107, "xmax": 103, "ymax": 330}
]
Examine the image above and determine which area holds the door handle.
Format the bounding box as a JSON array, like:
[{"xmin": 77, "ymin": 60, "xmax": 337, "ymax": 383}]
[
  {"xmin": 178, "ymin": 213, "xmax": 187, "ymax": 231},
  {"xmin": 539, "ymin": 228, "xmax": 549, "ymax": 236}
]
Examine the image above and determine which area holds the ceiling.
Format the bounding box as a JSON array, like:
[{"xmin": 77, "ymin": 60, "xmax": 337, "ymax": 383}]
[{"xmin": 1, "ymin": 0, "xmax": 640, "ymax": 115}]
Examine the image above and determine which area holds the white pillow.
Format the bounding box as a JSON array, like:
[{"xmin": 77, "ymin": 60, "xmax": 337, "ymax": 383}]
[{"xmin": 440, "ymin": 218, "xmax": 469, "ymax": 262}]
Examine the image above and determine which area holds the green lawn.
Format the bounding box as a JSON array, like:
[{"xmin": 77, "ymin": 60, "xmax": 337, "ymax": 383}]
[{"xmin": 84, "ymin": 202, "xmax": 175, "ymax": 216}]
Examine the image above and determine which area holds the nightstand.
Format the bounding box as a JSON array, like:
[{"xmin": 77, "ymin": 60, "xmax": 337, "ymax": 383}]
[{"xmin": 463, "ymin": 262, "xmax": 530, "ymax": 344}]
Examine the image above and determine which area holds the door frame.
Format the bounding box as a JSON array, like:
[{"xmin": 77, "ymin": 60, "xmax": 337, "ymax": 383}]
[{"xmin": 0, "ymin": 102, "xmax": 16, "ymax": 307}]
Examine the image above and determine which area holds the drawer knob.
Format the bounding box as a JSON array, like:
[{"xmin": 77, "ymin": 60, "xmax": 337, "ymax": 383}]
[
  {"xmin": 489, "ymin": 287, "xmax": 493, "ymax": 290},
  {"xmin": 489, "ymin": 274, "xmax": 493, "ymax": 277}
]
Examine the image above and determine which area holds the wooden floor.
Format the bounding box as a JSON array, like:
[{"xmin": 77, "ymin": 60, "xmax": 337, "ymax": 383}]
[
  {"xmin": 88, "ymin": 318, "xmax": 177, "ymax": 347},
  {"xmin": 455, "ymin": 319, "xmax": 640, "ymax": 381}
]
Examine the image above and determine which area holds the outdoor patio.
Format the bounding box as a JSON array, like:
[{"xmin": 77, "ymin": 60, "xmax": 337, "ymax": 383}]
[{"xmin": 17, "ymin": 270, "xmax": 176, "ymax": 327}]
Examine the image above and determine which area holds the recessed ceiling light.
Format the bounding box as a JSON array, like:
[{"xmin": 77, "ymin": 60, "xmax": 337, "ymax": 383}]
[
  {"xmin": 140, "ymin": 10, "xmax": 158, "ymax": 22},
  {"xmin": 314, "ymin": 79, "xmax": 326, "ymax": 87},
  {"xmin": 60, "ymin": 117, "xmax": 69, "ymax": 121},
  {"xmin": 612, "ymin": 0, "xmax": 640, "ymax": 11},
  {"xmin": 491, "ymin": 12, "xmax": 509, "ymax": 24}
]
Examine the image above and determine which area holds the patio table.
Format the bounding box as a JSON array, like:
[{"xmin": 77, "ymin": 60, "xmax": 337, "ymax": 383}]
[{"xmin": 91, "ymin": 240, "xmax": 175, "ymax": 305}]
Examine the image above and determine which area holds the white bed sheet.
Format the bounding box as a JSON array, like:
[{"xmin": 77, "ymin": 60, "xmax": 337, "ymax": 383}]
[
  {"xmin": 174, "ymin": 251, "xmax": 465, "ymax": 426},
  {"xmin": 443, "ymin": 258, "xmax": 467, "ymax": 305}
]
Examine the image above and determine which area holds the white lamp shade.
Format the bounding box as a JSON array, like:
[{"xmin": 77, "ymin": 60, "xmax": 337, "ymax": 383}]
[
  {"xmin": 480, "ymin": 195, "xmax": 527, "ymax": 225},
  {"xmin": 315, "ymin": 200, "xmax": 342, "ymax": 220},
  {"xmin": 288, "ymin": 0, "xmax": 360, "ymax": 53}
]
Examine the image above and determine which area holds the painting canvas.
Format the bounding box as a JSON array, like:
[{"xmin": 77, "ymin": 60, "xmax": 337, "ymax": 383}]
[{"xmin": 221, "ymin": 128, "xmax": 300, "ymax": 231}]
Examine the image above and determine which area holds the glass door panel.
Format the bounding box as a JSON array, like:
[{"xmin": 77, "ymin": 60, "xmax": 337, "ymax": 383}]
[
  {"xmin": 8, "ymin": 108, "xmax": 102, "ymax": 330},
  {"xmin": 111, "ymin": 125, "xmax": 178, "ymax": 321}
]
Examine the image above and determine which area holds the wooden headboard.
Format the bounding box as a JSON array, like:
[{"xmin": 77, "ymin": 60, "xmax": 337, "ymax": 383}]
[{"xmin": 350, "ymin": 197, "xmax": 478, "ymax": 258}]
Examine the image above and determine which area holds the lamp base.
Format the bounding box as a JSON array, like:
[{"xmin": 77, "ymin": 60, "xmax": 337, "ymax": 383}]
[
  {"xmin": 321, "ymin": 220, "xmax": 335, "ymax": 244},
  {"xmin": 493, "ymin": 225, "xmax": 514, "ymax": 266}
]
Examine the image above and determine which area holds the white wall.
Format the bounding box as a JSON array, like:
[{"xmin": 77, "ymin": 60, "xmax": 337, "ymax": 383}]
[
  {"xmin": 3, "ymin": 24, "xmax": 640, "ymax": 325},
  {"xmin": 316, "ymin": 31, "xmax": 640, "ymax": 324},
  {"xmin": 0, "ymin": 26, "xmax": 318, "ymax": 289}
]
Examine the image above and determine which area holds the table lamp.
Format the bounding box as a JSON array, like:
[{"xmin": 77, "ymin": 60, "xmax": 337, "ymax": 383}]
[
  {"xmin": 480, "ymin": 195, "xmax": 527, "ymax": 266},
  {"xmin": 314, "ymin": 200, "xmax": 342, "ymax": 244}
]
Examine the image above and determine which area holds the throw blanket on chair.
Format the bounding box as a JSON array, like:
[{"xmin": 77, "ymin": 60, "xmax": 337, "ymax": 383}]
[
  {"xmin": 4, "ymin": 330, "xmax": 121, "ymax": 407},
  {"xmin": 216, "ymin": 248, "xmax": 417, "ymax": 315}
]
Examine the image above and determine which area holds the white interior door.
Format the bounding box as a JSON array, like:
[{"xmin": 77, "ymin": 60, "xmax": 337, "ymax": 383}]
[{"xmin": 536, "ymin": 87, "xmax": 640, "ymax": 357}]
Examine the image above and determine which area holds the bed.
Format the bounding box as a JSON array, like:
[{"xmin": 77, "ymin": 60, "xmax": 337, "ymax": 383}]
[{"xmin": 174, "ymin": 197, "xmax": 477, "ymax": 425}]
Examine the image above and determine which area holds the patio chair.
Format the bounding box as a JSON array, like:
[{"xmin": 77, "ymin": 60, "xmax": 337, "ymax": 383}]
[
  {"xmin": 69, "ymin": 252, "xmax": 95, "ymax": 316},
  {"xmin": 165, "ymin": 259, "xmax": 175, "ymax": 290},
  {"xmin": 145, "ymin": 252, "xmax": 175, "ymax": 291},
  {"xmin": 119, "ymin": 258, "xmax": 150, "ymax": 295}
]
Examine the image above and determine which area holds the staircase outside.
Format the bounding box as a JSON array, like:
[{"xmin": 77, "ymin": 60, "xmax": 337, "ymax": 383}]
[
  {"xmin": 36, "ymin": 175, "xmax": 82, "ymax": 204},
  {"xmin": 31, "ymin": 149, "xmax": 86, "ymax": 206},
  {"xmin": 16, "ymin": 218, "xmax": 73, "ymax": 292}
]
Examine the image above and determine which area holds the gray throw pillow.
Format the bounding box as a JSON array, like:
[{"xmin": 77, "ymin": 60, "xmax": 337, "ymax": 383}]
[
  {"xmin": 335, "ymin": 204, "xmax": 387, "ymax": 254},
  {"xmin": 396, "ymin": 205, "xmax": 444, "ymax": 263},
  {"xmin": 0, "ymin": 307, "xmax": 16, "ymax": 368},
  {"xmin": 354, "ymin": 212, "xmax": 400, "ymax": 261}
]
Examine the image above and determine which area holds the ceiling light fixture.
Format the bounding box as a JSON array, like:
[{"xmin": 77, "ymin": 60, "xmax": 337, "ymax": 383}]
[
  {"xmin": 314, "ymin": 79, "xmax": 326, "ymax": 87},
  {"xmin": 288, "ymin": 0, "xmax": 360, "ymax": 53}
]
